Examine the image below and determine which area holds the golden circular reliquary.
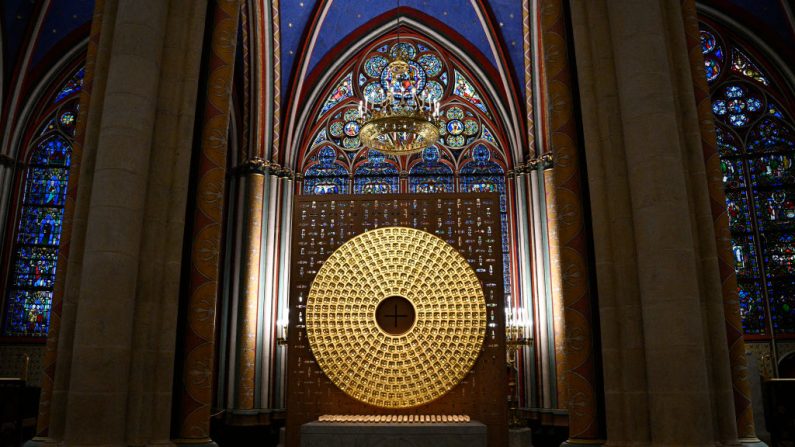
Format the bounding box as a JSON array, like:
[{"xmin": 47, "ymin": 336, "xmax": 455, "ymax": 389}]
[{"xmin": 306, "ymin": 227, "xmax": 486, "ymax": 408}]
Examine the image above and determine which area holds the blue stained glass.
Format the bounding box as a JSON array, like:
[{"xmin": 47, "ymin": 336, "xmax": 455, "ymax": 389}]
[
  {"xmin": 768, "ymin": 279, "xmax": 795, "ymax": 334},
  {"xmin": 726, "ymin": 84, "xmax": 744, "ymax": 98},
  {"xmin": 1, "ymin": 291, "xmax": 52, "ymax": 337},
  {"xmin": 481, "ymin": 126, "xmax": 496, "ymax": 144},
  {"xmin": 320, "ymin": 73, "xmax": 353, "ymax": 115},
  {"xmin": 16, "ymin": 207, "xmax": 65, "ymax": 246},
  {"xmin": 424, "ymin": 81, "xmax": 444, "ymax": 102},
  {"xmin": 354, "ymin": 150, "xmax": 399, "ymax": 194},
  {"xmin": 409, "ymin": 147, "xmax": 454, "ymax": 193},
  {"xmin": 762, "ymin": 233, "xmax": 795, "ymax": 277},
  {"xmin": 731, "ymin": 234, "xmax": 759, "ymax": 278},
  {"xmin": 737, "ymin": 281, "xmax": 766, "ymax": 334},
  {"xmin": 363, "ymin": 83, "xmax": 386, "ymax": 103},
  {"xmin": 704, "ymin": 59, "xmax": 721, "ymax": 82},
  {"xmin": 768, "ymin": 102, "xmax": 784, "ymax": 119},
  {"xmin": 453, "ymin": 70, "xmax": 488, "ymax": 114},
  {"xmin": 54, "ymin": 67, "xmax": 85, "ymax": 104},
  {"xmin": 729, "ymin": 113, "xmax": 748, "ymax": 127},
  {"xmin": 726, "ymin": 191, "xmax": 752, "ymax": 232},
  {"xmin": 721, "ymin": 158, "xmax": 746, "ymax": 189},
  {"xmin": 30, "ymin": 137, "xmax": 71, "ymax": 167},
  {"xmin": 380, "ymin": 60, "xmax": 426, "ymax": 99},
  {"xmin": 358, "ymin": 73, "xmax": 367, "ymax": 86},
  {"xmin": 13, "ymin": 247, "xmax": 58, "ymax": 288},
  {"xmin": 303, "ymin": 146, "xmax": 350, "ymax": 195},
  {"xmin": 755, "ymin": 190, "xmax": 795, "ymax": 231},
  {"xmin": 749, "ymin": 154, "xmax": 794, "ymax": 187},
  {"xmin": 312, "ymin": 129, "xmax": 327, "ymax": 146},
  {"xmin": 712, "ymin": 99, "xmax": 727, "ymax": 115},
  {"xmin": 747, "ymin": 118, "xmax": 795, "ymax": 152},
  {"xmin": 417, "ymin": 54, "xmax": 442, "ymax": 77},
  {"xmin": 716, "ymin": 126, "xmax": 741, "ymax": 155},
  {"xmin": 700, "ymin": 30, "xmax": 717, "ymax": 54},
  {"xmin": 746, "ymin": 97, "xmax": 762, "ymax": 112},
  {"xmin": 728, "ymin": 99, "xmax": 746, "ymax": 114},
  {"xmin": 390, "ymin": 43, "xmax": 416, "ymax": 60}
]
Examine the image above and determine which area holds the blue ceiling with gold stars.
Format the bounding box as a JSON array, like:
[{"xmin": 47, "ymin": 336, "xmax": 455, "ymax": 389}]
[
  {"xmin": 1, "ymin": 0, "xmax": 93, "ymax": 97},
  {"xmin": 279, "ymin": 0, "xmax": 525, "ymax": 96}
]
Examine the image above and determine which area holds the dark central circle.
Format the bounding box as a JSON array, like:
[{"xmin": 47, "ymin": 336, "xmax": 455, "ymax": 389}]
[{"xmin": 375, "ymin": 296, "xmax": 416, "ymax": 336}]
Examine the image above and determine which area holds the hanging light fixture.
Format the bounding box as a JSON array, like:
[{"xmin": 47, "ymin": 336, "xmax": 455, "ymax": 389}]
[{"xmin": 356, "ymin": 12, "xmax": 441, "ymax": 156}]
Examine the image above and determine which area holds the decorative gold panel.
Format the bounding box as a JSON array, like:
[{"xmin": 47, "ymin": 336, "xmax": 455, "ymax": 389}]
[{"xmin": 306, "ymin": 226, "xmax": 486, "ymax": 408}]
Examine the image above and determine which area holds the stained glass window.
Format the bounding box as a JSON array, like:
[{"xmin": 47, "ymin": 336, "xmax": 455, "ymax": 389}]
[
  {"xmin": 299, "ymin": 36, "xmax": 512, "ymax": 295},
  {"xmin": 2, "ymin": 68, "xmax": 81, "ymax": 337},
  {"xmin": 409, "ymin": 147, "xmax": 454, "ymax": 193},
  {"xmin": 353, "ymin": 150, "xmax": 399, "ymax": 194},
  {"xmin": 303, "ymin": 146, "xmax": 350, "ymax": 195},
  {"xmin": 701, "ymin": 22, "xmax": 795, "ymax": 336}
]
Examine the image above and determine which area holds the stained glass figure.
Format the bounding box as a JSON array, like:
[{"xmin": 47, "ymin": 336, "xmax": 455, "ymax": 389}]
[
  {"xmin": 762, "ymin": 233, "xmax": 795, "ymax": 277},
  {"xmin": 756, "ymin": 190, "xmax": 795, "ymax": 231},
  {"xmin": 54, "ymin": 67, "xmax": 85, "ymax": 104},
  {"xmin": 409, "ymin": 147, "xmax": 453, "ymax": 193},
  {"xmin": 738, "ymin": 281, "xmax": 766, "ymax": 334},
  {"xmin": 726, "ymin": 191, "xmax": 752, "ymax": 232},
  {"xmin": 731, "ymin": 48, "xmax": 769, "ymax": 86},
  {"xmin": 354, "ymin": 150, "xmax": 399, "ymax": 194},
  {"xmin": 749, "ymin": 154, "xmax": 794, "ymax": 187},
  {"xmin": 320, "ymin": 73, "xmax": 353, "ymax": 115},
  {"xmin": 453, "ymin": 71, "xmax": 488, "ymax": 114},
  {"xmin": 3, "ymin": 135, "xmax": 71, "ymax": 337},
  {"xmin": 703, "ymin": 21, "xmax": 795, "ymax": 336},
  {"xmin": 746, "ymin": 118, "xmax": 795, "ymax": 152},
  {"xmin": 303, "ymin": 146, "xmax": 350, "ymax": 195}
]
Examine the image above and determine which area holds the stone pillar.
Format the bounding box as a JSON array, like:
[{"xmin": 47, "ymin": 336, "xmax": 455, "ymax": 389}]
[
  {"xmin": 681, "ymin": 2, "xmax": 764, "ymax": 445},
  {"xmin": 539, "ymin": 0, "xmax": 604, "ymax": 444},
  {"xmin": 232, "ymin": 159, "xmax": 266, "ymax": 417},
  {"xmin": 569, "ymin": 0, "xmax": 748, "ymax": 444},
  {"xmin": 173, "ymin": 0, "xmax": 240, "ymax": 443},
  {"xmin": 25, "ymin": 2, "xmax": 104, "ymax": 444},
  {"xmin": 28, "ymin": 0, "xmax": 207, "ymax": 445}
]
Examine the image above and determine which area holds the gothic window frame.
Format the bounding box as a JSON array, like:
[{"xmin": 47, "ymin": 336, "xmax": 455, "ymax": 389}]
[
  {"xmin": 700, "ymin": 19, "xmax": 795, "ymax": 338},
  {"xmin": 0, "ymin": 63, "xmax": 84, "ymax": 340}
]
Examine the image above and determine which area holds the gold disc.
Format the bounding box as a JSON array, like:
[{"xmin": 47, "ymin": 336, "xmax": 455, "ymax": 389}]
[{"xmin": 306, "ymin": 227, "xmax": 486, "ymax": 408}]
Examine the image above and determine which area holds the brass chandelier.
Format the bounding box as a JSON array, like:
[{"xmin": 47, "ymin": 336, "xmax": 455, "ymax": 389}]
[{"xmin": 356, "ymin": 48, "xmax": 442, "ymax": 156}]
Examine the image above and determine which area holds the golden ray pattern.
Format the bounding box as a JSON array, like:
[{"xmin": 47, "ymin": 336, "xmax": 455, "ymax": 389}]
[{"xmin": 306, "ymin": 227, "xmax": 486, "ymax": 408}]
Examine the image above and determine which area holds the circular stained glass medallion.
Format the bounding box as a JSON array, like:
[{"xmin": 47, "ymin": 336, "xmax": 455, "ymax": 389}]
[
  {"xmin": 363, "ymin": 83, "xmax": 386, "ymax": 103},
  {"xmin": 305, "ymin": 227, "xmax": 486, "ymax": 408},
  {"xmin": 343, "ymin": 136, "xmax": 360, "ymax": 149},
  {"xmin": 463, "ymin": 118, "xmax": 479, "ymax": 136},
  {"xmin": 447, "ymin": 135, "xmax": 465, "ymax": 147},
  {"xmin": 447, "ymin": 120, "xmax": 464, "ymax": 136},
  {"xmin": 390, "ymin": 42, "xmax": 417, "ymax": 60},
  {"xmin": 329, "ymin": 121, "xmax": 344, "ymax": 138},
  {"xmin": 381, "ymin": 60, "xmax": 426, "ymax": 98},
  {"xmin": 446, "ymin": 107, "xmax": 464, "ymax": 120},
  {"xmin": 417, "ymin": 54, "xmax": 442, "ymax": 77},
  {"xmin": 344, "ymin": 121, "xmax": 360, "ymax": 137},
  {"xmin": 364, "ymin": 55, "xmax": 389, "ymax": 77}
]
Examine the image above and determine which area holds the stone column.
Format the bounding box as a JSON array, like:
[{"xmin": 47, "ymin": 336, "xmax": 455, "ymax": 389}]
[
  {"xmin": 569, "ymin": 0, "xmax": 749, "ymax": 444},
  {"xmin": 173, "ymin": 0, "xmax": 240, "ymax": 444},
  {"xmin": 540, "ymin": 0, "xmax": 605, "ymax": 444},
  {"xmin": 680, "ymin": 1, "xmax": 764, "ymax": 445},
  {"xmin": 47, "ymin": 0, "xmax": 207, "ymax": 445},
  {"xmin": 25, "ymin": 2, "xmax": 104, "ymax": 444}
]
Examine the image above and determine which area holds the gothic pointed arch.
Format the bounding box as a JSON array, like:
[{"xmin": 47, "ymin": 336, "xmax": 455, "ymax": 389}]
[
  {"xmin": 1, "ymin": 62, "xmax": 83, "ymax": 338},
  {"xmin": 699, "ymin": 18, "xmax": 795, "ymax": 339}
]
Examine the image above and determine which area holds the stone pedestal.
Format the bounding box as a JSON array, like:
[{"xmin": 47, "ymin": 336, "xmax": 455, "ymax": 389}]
[
  {"xmin": 300, "ymin": 421, "xmax": 487, "ymax": 447},
  {"xmin": 509, "ymin": 427, "xmax": 533, "ymax": 447}
]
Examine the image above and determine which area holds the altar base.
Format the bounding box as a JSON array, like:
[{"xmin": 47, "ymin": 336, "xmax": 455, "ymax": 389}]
[{"xmin": 300, "ymin": 421, "xmax": 487, "ymax": 447}]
